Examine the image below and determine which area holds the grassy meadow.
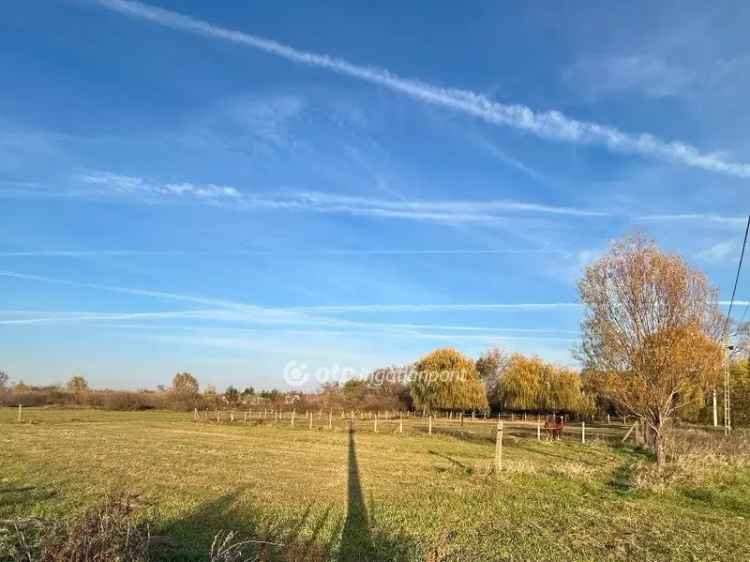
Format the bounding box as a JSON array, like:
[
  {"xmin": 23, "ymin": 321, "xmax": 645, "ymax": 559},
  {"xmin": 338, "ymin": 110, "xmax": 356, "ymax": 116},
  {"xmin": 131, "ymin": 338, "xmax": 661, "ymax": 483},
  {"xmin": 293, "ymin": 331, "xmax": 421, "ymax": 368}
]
[{"xmin": 1, "ymin": 408, "xmax": 749, "ymax": 561}]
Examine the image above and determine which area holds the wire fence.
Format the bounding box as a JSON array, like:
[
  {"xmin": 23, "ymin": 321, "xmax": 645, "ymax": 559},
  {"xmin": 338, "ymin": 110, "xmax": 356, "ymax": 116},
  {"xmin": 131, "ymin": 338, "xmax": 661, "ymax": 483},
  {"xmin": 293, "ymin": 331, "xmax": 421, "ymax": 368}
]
[{"xmin": 190, "ymin": 408, "xmax": 635, "ymax": 444}]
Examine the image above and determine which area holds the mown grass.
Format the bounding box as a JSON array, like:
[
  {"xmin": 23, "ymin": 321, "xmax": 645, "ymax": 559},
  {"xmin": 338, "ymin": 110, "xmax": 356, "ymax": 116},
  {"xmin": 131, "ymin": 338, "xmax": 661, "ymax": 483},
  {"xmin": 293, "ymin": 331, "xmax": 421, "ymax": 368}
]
[{"xmin": 1, "ymin": 408, "xmax": 749, "ymax": 561}]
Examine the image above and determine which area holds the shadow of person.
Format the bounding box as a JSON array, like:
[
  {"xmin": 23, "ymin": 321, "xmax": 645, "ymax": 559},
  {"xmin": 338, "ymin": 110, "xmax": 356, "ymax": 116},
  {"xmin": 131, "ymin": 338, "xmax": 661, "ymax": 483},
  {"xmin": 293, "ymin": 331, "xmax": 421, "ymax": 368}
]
[
  {"xmin": 337, "ymin": 425, "xmax": 415, "ymax": 562},
  {"xmin": 338, "ymin": 426, "xmax": 374, "ymax": 561}
]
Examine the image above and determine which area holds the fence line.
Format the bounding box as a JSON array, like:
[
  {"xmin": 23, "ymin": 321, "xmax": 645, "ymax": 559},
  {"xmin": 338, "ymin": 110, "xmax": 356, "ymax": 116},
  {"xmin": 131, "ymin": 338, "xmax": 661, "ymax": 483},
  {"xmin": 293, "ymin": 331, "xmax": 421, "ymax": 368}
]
[{"xmin": 190, "ymin": 408, "xmax": 631, "ymax": 443}]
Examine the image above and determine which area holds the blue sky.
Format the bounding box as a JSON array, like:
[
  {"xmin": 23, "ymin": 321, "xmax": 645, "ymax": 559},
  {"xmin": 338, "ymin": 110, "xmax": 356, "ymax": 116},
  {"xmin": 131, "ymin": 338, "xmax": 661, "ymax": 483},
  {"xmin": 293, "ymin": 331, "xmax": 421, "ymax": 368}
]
[{"xmin": 2, "ymin": 0, "xmax": 750, "ymax": 391}]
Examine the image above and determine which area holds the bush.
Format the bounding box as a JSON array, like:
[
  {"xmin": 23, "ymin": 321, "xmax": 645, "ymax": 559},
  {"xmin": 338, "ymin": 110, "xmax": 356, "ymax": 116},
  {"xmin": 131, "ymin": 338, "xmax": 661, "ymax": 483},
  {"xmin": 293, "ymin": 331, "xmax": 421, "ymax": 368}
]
[
  {"xmin": 631, "ymin": 427, "xmax": 750, "ymax": 491},
  {"xmin": 0, "ymin": 494, "xmax": 149, "ymax": 562}
]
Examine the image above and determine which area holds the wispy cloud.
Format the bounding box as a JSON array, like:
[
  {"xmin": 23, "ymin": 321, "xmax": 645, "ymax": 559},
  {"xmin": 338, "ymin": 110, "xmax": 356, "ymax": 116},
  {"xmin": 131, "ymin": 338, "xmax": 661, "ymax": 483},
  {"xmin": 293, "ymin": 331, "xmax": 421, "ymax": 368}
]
[
  {"xmin": 695, "ymin": 240, "xmax": 739, "ymax": 264},
  {"xmin": 94, "ymin": 0, "xmax": 750, "ymax": 178},
  {"xmin": 289, "ymin": 303, "xmax": 582, "ymax": 313},
  {"xmin": 0, "ymin": 309, "xmax": 579, "ymax": 340},
  {"xmin": 74, "ymin": 171, "xmax": 605, "ymax": 223},
  {"xmin": 470, "ymin": 135, "xmax": 544, "ymax": 181},
  {"xmin": 79, "ymin": 171, "xmax": 241, "ymax": 199},
  {"xmin": 0, "ymin": 248, "xmax": 564, "ymax": 257},
  {"xmin": 564, "ymin": 55, "xmax": 696, "ymax": 100},
  {"xmin": 0, "ymin": 310, "xmax": 197, "ymax": 325},
  {"xmin": 0, "ymin": 270, "xmax": 304, "ymax": 321},
  {"xmin": 0, "ymin": 271, "xmax": 581, "ymax": 317},
  {"xmin": 637, "ymin": 213, "xmax": 747, "ymax": 226}
]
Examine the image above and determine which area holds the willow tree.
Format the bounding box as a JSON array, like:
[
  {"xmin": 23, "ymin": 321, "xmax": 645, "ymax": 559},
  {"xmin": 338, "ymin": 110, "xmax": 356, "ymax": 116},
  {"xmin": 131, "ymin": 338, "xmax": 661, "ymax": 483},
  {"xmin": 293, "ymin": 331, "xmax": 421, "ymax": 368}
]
[
  {"xmin": 540, "ymin": 365, "xmax": 590, "ymax": 414},
  {"xmin": 495, "ymin": 354, "xmax": 589, "ymax": 414},
  {"xmin": 410, "ymin": 348, "xmax": 488, "ymax": 414},
  {"xmin": 496, "ymin": 354, "xmax": 544, "ymax": 411},
  {"xmin": 578, "ymin": 235, "xmax": 724, "ymax": 468}
]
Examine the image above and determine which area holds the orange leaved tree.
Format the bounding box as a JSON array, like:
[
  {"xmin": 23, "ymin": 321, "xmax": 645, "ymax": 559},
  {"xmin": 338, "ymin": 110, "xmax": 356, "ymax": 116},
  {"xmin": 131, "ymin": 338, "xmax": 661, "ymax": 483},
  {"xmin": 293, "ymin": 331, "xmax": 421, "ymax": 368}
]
[{"xmin": 578, "ymin": 235, "xmax": 724, "ymax": 468}]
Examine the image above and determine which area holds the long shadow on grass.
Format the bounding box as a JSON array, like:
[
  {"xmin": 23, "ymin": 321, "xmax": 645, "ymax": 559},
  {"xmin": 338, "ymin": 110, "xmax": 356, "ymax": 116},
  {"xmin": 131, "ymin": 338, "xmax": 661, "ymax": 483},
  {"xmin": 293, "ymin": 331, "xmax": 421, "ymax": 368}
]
[
  {"xmin": 0, "ymin": 484, "xmax": 57, "ymax": 512},
  {"xmin": 607, "ymin": 448, "xmax": 652, "ymax": 495},
  {"xmin": 338, "ymin": 427, "xmax": 414, "ymax": 562},
  {"xmin": 428, "ymin": 451, "xmax": 474, "ymax": 475},
  {"xmin": 153, "ymin": 491, "xmax": 335, "ymax": 562}
]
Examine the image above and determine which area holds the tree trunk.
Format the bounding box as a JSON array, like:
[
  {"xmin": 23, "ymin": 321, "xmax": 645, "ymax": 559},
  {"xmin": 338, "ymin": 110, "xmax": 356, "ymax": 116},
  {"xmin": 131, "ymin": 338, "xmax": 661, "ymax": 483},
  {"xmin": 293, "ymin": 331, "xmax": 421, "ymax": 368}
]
[
  {"xmin": 651, "ymin": 415, "xmax": 668, "ymax": 471},
  {"xmin": 654, "ymin": 428, "xmax": 666, "ymax": 471}
]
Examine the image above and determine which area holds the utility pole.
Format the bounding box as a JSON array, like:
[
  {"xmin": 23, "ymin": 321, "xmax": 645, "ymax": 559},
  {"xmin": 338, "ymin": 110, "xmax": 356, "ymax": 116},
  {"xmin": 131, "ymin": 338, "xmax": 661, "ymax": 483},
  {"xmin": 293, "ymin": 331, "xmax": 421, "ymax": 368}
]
[{"xmin": 725, "ymin": 342, "xmax": 733, "ymax": 435}]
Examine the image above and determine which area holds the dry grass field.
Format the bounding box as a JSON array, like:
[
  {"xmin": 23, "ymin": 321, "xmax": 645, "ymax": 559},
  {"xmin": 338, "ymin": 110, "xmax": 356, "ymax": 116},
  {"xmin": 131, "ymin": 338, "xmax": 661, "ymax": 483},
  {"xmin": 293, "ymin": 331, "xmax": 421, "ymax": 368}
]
[{"xmin": 1, "ymin": 408, "xmax": 749, "ymax": 561}]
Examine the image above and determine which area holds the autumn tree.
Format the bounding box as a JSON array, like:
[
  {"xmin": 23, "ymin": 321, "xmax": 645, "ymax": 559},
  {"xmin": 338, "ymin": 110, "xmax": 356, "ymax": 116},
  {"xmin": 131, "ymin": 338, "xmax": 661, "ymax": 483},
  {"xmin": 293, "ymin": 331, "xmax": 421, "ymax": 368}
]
[
  {"xmin": 224, "ymin": 386, "xmax": 240, "ymax": 405},
  {"xmin": 495, "ymin": 354, "xmax": 544, "ymax": 411},
  {"xmin": 492, "ymin": 354, "xmax": 590, "ymax": 414},
  {"xmin": 410, "ymin": 348, "xmax": 488, "ymax": 414},
  {"xmin": 578, "ymin": 235, "xmax": 724, "ymax": 468},
  {"xmin": 728, "ymin": 361, "xmax": 750, "ymax": 427},
  {"xmin": 0, "ymin": 370, "xmax": 8, "ymax": 404},
  {"xmin": 476, "ymin": 347, "xmax": 506, "ymax": 406},
  {"xmin": 172, "ymin": 372, "xmax": 199, "ymax": 396},
  {"xmin": 66, "ymin": 375, "xmax": 89, "ymax": 393}
]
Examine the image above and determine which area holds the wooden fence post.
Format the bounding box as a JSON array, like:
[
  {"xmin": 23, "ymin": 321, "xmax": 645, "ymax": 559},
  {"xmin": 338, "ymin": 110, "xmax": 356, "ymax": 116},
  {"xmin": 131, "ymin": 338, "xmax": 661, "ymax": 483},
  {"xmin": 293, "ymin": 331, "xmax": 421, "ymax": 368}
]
[
  {"xmin": 230, "ymin": 410, "xmax": 235, "ymax": 423},
  {"xmin": 581, "ymin": 421, "xmax": 586, "ymax": 444},
  {"xmin": 622, "ymin": 421, "xmax": 638, "ymax": 443},
  {"xmin": 328, "ymin": 409, "xmax": 333, "ymax": 430},
  {"xmin": 399, "ymin": 412, "xmax": 403, "ymax": 434},
  {"xmin": 17, "ymin": 404, "xmax": 23, "ymax": 423},
  {"xmin": 495, "ymin": 419, "xmax": 504, "ymax": 475},
  {"xmin": 291, "ymin": 410, "xmax": 296, "ymax": 427},
  {"xmin": 193, "ymin": 408, "xmax": 198, "ymax": 422},
  {"xmin": 374, "ymin": 413, "xmax": 378, "ymax": 433},
  {"xmin": 428, "ymin": 415, "xmax": 433, "ymax": 436},
  {"xmin": 309, "ymin": 411, "xmax": 313, "ymax": 430},
  {"xmin": 537, "ymin": 420, "xmax": 541, "ymax": 441}
]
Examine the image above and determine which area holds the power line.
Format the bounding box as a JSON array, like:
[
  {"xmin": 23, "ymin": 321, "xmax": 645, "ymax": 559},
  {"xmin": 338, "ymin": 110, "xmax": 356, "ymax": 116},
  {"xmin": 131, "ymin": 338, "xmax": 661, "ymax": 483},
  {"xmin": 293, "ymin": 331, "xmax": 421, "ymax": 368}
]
[
  {"xmin": 721, "ymin": 214, "xmax": 750, "ymax": 434},
  {"xmin": 723, "ymin": 214, "xmax": 750, "ymax": 337}
]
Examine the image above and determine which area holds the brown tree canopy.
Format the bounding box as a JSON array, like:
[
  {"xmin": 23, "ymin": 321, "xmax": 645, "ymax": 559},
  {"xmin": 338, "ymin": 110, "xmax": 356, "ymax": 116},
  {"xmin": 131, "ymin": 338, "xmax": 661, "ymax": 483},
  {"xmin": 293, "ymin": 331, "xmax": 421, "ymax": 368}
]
[
  {"xmin": 66, "ymin": 375, "xmax": 89, "ymax": 393},
  {"xmin": 171, "ymin": 372, "xmax": 199, "ymax": 396},
  {"xmin": 578, "ymin": 235, "xmax": 724, "ymax": 466}
]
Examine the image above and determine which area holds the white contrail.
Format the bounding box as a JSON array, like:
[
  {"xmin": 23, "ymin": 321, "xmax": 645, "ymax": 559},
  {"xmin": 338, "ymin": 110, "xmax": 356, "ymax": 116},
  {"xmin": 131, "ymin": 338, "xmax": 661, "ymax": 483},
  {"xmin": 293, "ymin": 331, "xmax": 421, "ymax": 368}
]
[
  {"xmin": 289, "ymin": 303, "xmax": 582, "ymax": 312},
  {"xmin": 94, "ymin": 0, "xmax": 750, "ymax": 178},
  {"xmin": 76, "ymin": 171, "xmax": 606, "ymax": 221},
  {"xmin": 0, "ymin": 248, "xmax": 562, "ymax": 257},
  {"xmin": 0, "ymin": 271, "xmax": 582, "ymax": 325},
  {"xmin": 637, "ymin": 213, "xmax": 747, "ymax": 226}
]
